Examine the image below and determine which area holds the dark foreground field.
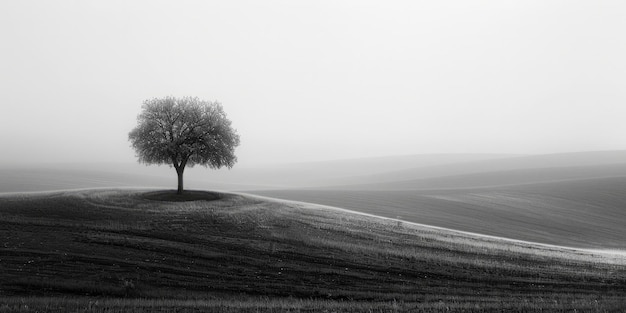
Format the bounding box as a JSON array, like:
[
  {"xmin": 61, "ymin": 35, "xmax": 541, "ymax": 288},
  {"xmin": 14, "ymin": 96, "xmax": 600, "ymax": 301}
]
[{"xmin": 1, "ymin": 189, "xmax": 625, "ymax": 312}]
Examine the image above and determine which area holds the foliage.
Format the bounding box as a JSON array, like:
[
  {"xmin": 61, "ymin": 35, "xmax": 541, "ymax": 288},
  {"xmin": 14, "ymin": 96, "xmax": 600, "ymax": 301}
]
[{"xmin": 128, "ymin": 96, "xmax": 240, "ymax": 192}]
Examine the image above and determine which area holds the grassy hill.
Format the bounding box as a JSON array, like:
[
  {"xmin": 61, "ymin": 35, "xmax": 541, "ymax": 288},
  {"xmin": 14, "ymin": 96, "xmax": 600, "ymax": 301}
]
[
  {"xmin": 252, "ymin": 176, "xmax": 626, "ymax": 250},
  {"xmin": 1, "ymin": 189, "xmax": 625, "ymax": 312}
]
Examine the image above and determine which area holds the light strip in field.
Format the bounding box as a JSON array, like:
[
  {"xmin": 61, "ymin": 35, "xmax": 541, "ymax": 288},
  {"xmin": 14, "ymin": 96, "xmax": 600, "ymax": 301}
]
[{"xmin": 240, "ymin": 192, "xmax": 626, "ymax": 261}]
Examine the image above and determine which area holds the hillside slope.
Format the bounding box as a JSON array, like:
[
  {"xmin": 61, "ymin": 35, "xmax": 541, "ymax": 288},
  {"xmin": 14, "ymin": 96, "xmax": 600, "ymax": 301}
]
[
  {"xmin": 252, "ymin": 176, "xmax": 626, "ymax": 249},
  {"xmin": 1, "ymin": 189, "xmax": 625, "ymax": 311}
]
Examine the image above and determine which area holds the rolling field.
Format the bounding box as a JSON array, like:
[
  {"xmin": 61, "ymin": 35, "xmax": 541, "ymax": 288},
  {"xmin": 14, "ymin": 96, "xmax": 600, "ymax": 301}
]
[
  {"xmin": 1, "ymin": 189, "xmax": 626, "ymax": 312},
  {"xmin": 251, "ymin": 177, "xmax": 626, "ymax": 250},
  {"xmin": 329, "ymin": 163, "xmax": 626, "ymax": 190},
  {"xmin": 6, "ymin": 151, "xmax": 626, "ymax": 192}
]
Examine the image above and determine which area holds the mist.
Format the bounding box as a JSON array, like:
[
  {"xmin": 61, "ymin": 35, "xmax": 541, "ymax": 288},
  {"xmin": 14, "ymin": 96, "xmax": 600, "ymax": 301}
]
[{"xmin": 2, "ymin": 1, "xmax": 626, "ymax": 168}]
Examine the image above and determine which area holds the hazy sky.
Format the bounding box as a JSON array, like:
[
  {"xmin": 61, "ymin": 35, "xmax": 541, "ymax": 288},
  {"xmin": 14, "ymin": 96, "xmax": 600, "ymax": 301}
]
[{"xmin": 2, "ymin": 1, "xmax": 625, "ymax": 166}]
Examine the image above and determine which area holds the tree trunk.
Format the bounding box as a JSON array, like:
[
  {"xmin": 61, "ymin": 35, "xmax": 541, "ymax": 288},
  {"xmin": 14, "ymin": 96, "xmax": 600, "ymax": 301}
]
[
  {"xmin": 173, "ymin": 156, "xmax": 189, "ymax": 195},
  {"xmin": 176, "ymin": 168, "xmax": 184, "ymax": 195}
]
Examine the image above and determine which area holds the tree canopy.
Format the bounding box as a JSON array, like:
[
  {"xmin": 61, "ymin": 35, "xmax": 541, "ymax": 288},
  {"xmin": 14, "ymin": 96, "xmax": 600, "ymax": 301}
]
[{"xmin": 128, "ymin": 96, "xmax": 240, "ymax": 194}]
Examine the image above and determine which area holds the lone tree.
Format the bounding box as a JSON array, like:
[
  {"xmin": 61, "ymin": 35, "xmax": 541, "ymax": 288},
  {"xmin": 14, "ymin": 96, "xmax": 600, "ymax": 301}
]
[{"xmin": 129, "ymin": 96, "xmax": 240, "ymax": 194}]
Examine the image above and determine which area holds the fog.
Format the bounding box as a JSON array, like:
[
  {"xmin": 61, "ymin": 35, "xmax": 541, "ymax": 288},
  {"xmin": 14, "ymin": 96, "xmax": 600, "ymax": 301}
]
[{"xmin": 2, "ymin": 1, "xmax": 626, "ymax": 167}]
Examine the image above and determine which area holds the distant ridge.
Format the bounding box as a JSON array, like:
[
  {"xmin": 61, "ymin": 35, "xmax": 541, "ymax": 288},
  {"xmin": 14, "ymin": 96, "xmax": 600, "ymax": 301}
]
[
  {"xmin": 0, "ymin": 153, "xmax": 518, "ymax": 192},
  {"xmin": 312, "ymin": 150, "xmax": 626, "ymax": 189},
  {"xmin": 2, "ymin": 151, "xmax": 626, "ymax": 192},
  {"xmin": 320, "ymin": 163, "xmax": 626, "ymax": 190}
]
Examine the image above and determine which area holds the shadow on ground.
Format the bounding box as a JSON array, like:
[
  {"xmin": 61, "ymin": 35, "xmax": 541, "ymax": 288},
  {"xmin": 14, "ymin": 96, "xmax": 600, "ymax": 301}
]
[{"xmin": 141, "ymin": 190, "xmax": 222, "ymax": 202}]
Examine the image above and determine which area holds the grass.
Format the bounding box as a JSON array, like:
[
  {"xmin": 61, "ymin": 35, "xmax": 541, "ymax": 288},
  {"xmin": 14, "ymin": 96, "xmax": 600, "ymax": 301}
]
[
  {"xmin": 2, "ymin": 295, "xmax": 624, "ymax": 312},
  {"xmin": 250, "ymin": 176, "xmax": 626, "ymax": 249},
  {"xmin": 1, "ymin": 188, "xmax": 625, "ymax": 312}
]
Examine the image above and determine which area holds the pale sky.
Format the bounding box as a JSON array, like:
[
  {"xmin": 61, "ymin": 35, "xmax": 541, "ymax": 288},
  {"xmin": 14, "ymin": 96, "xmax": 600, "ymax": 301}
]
[{"xmin": 2, "ymin": 1, "xmax": 625, "ymax": 167}]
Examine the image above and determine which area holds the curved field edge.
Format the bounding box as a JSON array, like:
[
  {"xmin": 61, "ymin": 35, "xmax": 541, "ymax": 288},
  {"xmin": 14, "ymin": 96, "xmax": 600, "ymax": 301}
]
[
  {"xmin": 249, "ymin": 177, "xmax": 626, "ymax": 250},
  {"xmin": 245, "ymin": 193, "xmax": 626, "ymax": 262},
  {"xmin": 1, "ymin": 189, "xmax": 625, "ymax": 311}
]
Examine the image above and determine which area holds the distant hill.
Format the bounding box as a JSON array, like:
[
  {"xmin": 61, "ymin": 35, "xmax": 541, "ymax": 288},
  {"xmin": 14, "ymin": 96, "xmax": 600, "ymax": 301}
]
[
  {"xmin": 0, "ymin": 164, "xmax": 268, "ymax": 193},
  {"xmin": 314, "ymin": 150, "xmax": 626, "ymax": 189},
  {"xmin": 323, "ymin": 163, "xmax": 626, "ymax": 190},
  {"xmin": 4, "ymin": 151, "xmax": 626, "ymax": 192},
  {"xmin": 0, "ymin": 153, "xmax": 517, "ymax": 192},
  {"xmin": 179, "ymin": 153, "xmax": 520, "ymax": 188}
]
